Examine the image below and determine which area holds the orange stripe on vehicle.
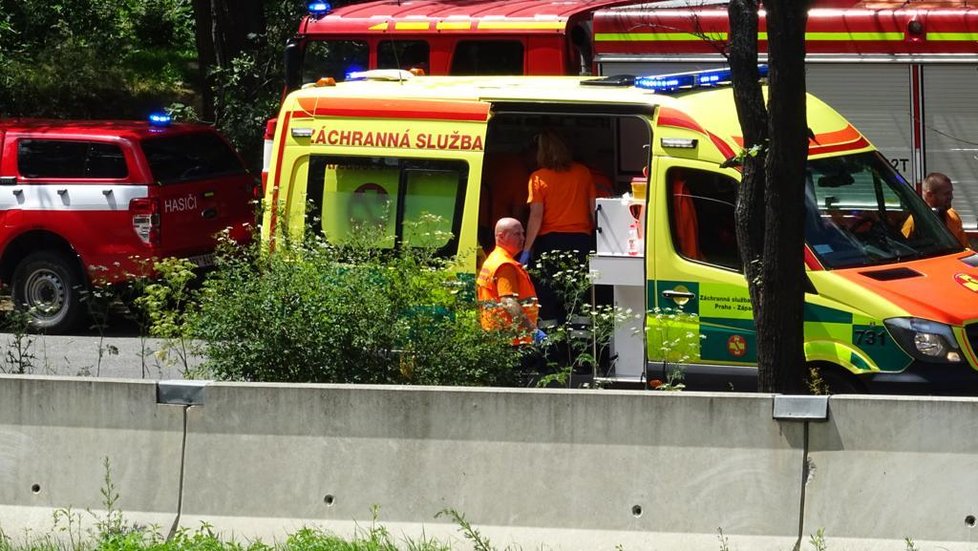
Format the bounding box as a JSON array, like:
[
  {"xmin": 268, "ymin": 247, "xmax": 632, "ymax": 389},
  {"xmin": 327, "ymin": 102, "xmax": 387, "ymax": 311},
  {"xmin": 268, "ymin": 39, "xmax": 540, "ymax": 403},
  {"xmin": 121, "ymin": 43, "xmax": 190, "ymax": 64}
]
[
  {"xmin": 808, "ymin": 136, "xmax": 871, "ymax": 156},
  {"xmin": 810, "ymin": 124, "xmax": 862, "ymax": 146},
  {"xmin": 295, "ymin": 98, "xmax": 490, "ymax": 121},
  {"xmin": 268, "ymin": 110, "xmax": 292, "ymax": 252}
]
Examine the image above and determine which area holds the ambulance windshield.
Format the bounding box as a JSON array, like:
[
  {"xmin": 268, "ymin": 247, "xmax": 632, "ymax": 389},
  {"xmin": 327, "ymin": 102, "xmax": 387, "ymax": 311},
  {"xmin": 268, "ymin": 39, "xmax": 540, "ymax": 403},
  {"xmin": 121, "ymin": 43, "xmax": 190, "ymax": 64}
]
[{"xmin": 804, "ymin": 152, "xmax": 963, "ymax": 269}]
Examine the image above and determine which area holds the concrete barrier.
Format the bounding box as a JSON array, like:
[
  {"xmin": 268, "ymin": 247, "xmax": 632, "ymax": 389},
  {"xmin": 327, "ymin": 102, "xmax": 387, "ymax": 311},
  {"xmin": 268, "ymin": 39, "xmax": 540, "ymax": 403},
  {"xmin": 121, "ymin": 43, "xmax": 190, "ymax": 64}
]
[
  {"xmin": 178, "ymin": 385, "xmax": 804, "ymax": 550},
  {"xmin": 805, "ymin": 395, "xmax": 978, "ymax": 551},
  {"xmin": 0, "ymin": 375, "xmax": 184, "ymax": 538},
  {"xmin": 0, "ymin": 376, "xmax": 976, "ymax": 549}
]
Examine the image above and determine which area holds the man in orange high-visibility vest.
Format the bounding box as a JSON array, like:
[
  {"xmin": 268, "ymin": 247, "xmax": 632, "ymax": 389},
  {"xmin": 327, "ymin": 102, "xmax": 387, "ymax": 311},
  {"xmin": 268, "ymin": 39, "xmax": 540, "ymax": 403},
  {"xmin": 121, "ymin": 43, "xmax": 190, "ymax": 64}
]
[{"xmin": 476, "ymin": 217, "xmax": 545, "ymax": 344}]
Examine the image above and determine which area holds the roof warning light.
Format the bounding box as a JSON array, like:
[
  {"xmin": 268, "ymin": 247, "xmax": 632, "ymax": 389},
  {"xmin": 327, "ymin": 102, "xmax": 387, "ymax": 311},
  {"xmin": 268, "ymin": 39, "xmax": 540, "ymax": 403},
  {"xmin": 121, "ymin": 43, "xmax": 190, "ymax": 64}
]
[
  {"xmin": 635, "ymin": 65, "xmax": 769, "ymax": 93},
  {"xmin": 308, "ymin": 1, "xmax": 332, "ymax": 18}
]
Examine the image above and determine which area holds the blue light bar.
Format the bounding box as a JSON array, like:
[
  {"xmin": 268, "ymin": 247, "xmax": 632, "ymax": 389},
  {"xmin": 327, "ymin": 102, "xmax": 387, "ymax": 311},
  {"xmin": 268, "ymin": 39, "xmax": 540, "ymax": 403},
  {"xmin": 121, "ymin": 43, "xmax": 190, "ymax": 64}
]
[
  {"xmin": 148, "ymin": 112, "xmax": 172, "ymax": 127},
  {"xmin": 635, "ymin": 65, "xmax": 769, "ymax": 93},
  {"xmin": 308, "ymin": 1, "xmax": 331, "ymax": 17}
]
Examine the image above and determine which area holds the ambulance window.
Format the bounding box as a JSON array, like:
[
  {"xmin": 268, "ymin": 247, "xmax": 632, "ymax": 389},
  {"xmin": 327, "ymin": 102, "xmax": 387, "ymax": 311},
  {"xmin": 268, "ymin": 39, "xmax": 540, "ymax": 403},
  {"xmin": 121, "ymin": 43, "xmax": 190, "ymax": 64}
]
[
  {"xmin": 303, "ymin": 40, "xmax": 368, "ymax": 83},
  {"xmin": 18, "ymin": 140, "xmax": 127, "ymax": 179},
  {"xmin": 667, "ymin": 168, "xmax": 741, "ymax": 271},
  {"xmin": 307, "ymin": 156, "xmax": 467, "ymax": 256},
  {"xmin": 378, "ymin": 41, "xmax": 430, "ymax": 73},
  {"xmin": 450, "ymin": 41, "xmax": 524, "ymax": 75}
]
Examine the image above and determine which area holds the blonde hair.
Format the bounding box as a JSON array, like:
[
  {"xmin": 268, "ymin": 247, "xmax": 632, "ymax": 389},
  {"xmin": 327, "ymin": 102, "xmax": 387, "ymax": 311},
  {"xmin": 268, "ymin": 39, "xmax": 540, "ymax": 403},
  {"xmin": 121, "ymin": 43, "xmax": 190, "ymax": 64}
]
[{"xmin": 535, "ymin": 129, "xmax": 573, "ymax": 171}]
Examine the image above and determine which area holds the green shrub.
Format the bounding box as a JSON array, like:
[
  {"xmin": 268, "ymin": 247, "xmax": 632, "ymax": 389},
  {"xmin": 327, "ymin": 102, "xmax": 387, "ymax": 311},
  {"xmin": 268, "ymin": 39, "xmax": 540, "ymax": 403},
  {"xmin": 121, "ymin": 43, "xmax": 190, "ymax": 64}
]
[{"xmin": 176, "ymin": 234, "xmax": 523, "ymax": 386}]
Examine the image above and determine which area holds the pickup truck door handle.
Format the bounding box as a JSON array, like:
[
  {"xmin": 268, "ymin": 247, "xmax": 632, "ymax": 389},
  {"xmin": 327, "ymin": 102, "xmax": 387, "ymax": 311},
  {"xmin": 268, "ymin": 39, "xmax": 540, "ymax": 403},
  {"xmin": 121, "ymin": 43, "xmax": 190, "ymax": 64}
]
[{"xmin": 661, "ymin": 289, "xmax": 695, "ymax": 299}]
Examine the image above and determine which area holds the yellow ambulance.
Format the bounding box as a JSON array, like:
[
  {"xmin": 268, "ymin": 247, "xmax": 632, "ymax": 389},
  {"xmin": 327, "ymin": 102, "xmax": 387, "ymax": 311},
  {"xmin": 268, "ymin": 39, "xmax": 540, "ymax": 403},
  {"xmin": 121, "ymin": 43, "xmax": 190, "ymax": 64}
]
[{"xmin": 262, "ymin": 68, "xmax": 978, "ymax": 394}]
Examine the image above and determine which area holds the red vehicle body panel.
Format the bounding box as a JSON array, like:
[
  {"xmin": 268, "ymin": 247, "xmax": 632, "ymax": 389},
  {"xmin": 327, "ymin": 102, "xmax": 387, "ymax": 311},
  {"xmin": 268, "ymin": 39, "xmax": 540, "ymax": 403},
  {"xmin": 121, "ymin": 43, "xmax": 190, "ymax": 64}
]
[
  {"xmin": 297, "ymin": 0, "xmax": 636, "ymax": 76},
  {"xmin": 593, "ymin": 0, "xmax": 978, "ymax": 57},
  {"xmin": 0, "ymin": 119, "xmax": 254, "ymax": 285}
]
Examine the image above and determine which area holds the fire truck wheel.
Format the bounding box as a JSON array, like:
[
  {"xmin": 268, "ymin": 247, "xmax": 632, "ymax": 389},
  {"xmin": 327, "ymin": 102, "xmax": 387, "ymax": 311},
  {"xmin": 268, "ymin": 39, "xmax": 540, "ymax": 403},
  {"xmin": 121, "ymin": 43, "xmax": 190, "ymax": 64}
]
[{"xmin": 11, "ymin": 252, "xmax": 85, "ymax": 333}]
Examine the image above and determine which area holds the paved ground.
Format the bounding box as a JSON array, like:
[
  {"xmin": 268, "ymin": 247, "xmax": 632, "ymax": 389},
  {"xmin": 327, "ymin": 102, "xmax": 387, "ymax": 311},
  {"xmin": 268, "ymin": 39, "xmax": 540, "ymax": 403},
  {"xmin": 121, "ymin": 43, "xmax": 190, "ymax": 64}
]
[{"xmin": 0, "ymin": 332, "xmax": 201, "ymax": 379}]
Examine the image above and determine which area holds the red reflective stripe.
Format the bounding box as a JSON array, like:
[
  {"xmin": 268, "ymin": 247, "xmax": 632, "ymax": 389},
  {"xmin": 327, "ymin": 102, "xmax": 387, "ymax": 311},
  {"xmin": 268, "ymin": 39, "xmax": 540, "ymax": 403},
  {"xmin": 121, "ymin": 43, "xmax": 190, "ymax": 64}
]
[
  {"xmin": 707, "ymin": 131, "xmax": 736, "ymax": 160},
  {"xmin": 268, "ymin": 110, "xmax": 293, "ymax": 251},
  {"xmin": 657, "ymin": 107, "xmax": 705, "ymax": 134},
  {"xmin": 804, "ymin": 246, "xmax": 824, "ymax": 271},
  {"xmin": 295, "ymin": 98, "xmax": 490, "ymax": 121}
]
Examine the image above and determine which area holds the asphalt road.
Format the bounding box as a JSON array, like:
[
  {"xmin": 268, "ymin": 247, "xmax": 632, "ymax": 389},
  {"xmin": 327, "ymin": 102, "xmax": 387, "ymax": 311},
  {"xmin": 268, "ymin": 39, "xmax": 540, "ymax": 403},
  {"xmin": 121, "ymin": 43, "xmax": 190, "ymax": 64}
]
[{"xmin": 0, "ymin": 313, "xmax": 201, "ymax": 379}]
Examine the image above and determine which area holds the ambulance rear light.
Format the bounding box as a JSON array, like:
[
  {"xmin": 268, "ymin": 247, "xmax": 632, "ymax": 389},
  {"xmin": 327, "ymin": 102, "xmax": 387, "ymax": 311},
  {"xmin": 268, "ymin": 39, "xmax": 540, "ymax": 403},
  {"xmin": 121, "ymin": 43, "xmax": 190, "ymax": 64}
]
[
  {"xmin": 308, "ymin": 1, "xmax": 331, "ymax": 18},
  {"xmin": 635, "ymin": 65, "xmax": 768, "ymax": 93},
  {"xmin": 130, "ymin": 197, "xmax": 160, "ymax": 246},
  {"xmin": 263, "ymin": 119, "xmax": 277, "ymax": 141},
  {"xmin": 315, "ymin": 77, "xmax": 336, "ymax": 87}
]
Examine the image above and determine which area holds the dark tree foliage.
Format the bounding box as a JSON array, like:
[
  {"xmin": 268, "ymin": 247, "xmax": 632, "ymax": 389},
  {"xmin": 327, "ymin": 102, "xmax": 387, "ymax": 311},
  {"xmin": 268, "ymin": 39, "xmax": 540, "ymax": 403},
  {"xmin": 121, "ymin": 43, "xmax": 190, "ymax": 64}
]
[
  {"xmin": 728, "ymin": 0, "xmax": 813, "ymax": 393},
  {"xmin": 0, "ymin": 0, "xmax": 195, "ymax": 119}
]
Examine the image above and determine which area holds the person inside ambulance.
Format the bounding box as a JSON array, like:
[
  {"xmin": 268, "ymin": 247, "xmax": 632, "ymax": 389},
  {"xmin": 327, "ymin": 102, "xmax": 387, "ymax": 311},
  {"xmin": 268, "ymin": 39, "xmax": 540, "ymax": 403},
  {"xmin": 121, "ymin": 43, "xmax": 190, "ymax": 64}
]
[
  {"xmin": 520, "ymin": 129, "xmax": 596, "ymax": 323},
  {"xmin": 902, "ymin": 172, "xmax": 970, "ymax": 248},
  {"xmin": 477, "ymin": 217, "xmax": 545, "ymax": 344},
  {"xmin": 477, "ymin": 140, "xmax": 537, "ymax": 252}
]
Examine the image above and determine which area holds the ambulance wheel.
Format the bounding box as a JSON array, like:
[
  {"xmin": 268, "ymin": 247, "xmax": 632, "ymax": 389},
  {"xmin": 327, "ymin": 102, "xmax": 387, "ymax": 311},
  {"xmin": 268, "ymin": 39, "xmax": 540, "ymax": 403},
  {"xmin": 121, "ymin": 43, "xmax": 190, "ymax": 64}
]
[
  {"xmin": 11, "ymin": 252, "xmax": 85, "ymax": 333},
  {"xmin": 813, "ymin": 365, "xmax": 865, "ymax": 395}
]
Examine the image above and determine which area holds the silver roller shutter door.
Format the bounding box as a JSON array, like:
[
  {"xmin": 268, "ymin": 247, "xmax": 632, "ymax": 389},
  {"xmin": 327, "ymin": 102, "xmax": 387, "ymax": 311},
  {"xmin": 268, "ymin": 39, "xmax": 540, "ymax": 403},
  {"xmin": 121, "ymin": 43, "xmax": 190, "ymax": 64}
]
[
  {"xmin": 806, "ymin": 64, "xmax": 914, "ymax": 182},
  {"xmin": 922, "ymin": 65, "xmax": 978, "ymax": 230}
]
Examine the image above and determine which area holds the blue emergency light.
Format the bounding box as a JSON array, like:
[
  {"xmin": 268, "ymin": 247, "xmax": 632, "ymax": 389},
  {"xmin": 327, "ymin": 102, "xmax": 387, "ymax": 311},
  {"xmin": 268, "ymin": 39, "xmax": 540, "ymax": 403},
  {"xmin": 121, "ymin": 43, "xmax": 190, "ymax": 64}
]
[
  {"xmin": 635, "ymin": 65, "xmax": 769, "ymax": 93},
  {"xmin": 308, "ymin": 1, "xmax": 332, "ymax": 18},
  {"xmin": 148, "ymin": 112, "xmax": 172, "ymax": 127}
]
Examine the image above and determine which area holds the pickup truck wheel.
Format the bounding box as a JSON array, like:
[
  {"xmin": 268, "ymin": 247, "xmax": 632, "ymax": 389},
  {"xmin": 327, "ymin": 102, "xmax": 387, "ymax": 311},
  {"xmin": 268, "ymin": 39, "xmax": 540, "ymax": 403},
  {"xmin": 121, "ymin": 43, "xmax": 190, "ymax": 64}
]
[{"xmin": 11, "ymin": 252, "xmax": 85, "ymax": 333}]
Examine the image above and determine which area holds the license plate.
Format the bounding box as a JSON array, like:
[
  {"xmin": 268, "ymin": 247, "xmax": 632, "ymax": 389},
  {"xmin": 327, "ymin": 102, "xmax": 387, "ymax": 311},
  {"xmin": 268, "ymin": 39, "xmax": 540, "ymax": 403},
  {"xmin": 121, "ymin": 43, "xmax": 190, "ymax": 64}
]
[{"xmin": 186, "ymin": 253, "xmax": 216, "ymax": 268}]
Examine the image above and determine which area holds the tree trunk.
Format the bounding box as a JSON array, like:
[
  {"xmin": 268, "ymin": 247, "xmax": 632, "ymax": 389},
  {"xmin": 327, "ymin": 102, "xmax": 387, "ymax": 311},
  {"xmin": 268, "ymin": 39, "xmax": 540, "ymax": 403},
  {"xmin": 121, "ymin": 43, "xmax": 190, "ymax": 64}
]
[
  {"xmin": 192, "ymin": 0, "xmax": 216, "ymax": 121},
  {"xmin": 191, "ymin": 0, "xmax": 266, "ymax": 122},
  {"xmin": 729, "ymin": 0, "xmax": 812, "ymax": 393}
]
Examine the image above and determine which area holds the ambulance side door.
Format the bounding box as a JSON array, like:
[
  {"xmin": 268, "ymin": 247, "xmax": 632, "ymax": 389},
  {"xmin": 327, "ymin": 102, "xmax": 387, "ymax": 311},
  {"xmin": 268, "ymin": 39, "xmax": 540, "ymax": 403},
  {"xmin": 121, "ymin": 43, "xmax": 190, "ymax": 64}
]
[{"xmin": 647, "ymin": 159, "xmax": 758, "ymax": 391}]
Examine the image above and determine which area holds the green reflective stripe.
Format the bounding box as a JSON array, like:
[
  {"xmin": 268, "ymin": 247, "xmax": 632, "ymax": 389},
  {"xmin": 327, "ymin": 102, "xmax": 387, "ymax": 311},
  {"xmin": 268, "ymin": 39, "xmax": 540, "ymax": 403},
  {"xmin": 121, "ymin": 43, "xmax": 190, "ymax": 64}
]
[
  {"xmin": 806, "ymin": 32, "xmax": 903, "ymax": 41},
  {"xmin": 701, "ymin": 316, "xmax": 754, "ymax": 331},
  {"xmin": 700, "ymin": 322, "xmax": 756, "ymax": 363},
  {"xmin": 594, "ymin": 32, "xmax": 728, "ymax": 42},
  {"xmin": 849, "ymin": 351, "xmax": 871, "ymax": 371},
  {"xmin": 927, "ymin": 32, "xmax": 978, "ymax": 41},
  {"xmin": 804, "ymin": 303, "xmax": 853, "ymax": 324},
  {"xmin": 852, "ymin": 324, "xmax": 913, "ymax": 372}
]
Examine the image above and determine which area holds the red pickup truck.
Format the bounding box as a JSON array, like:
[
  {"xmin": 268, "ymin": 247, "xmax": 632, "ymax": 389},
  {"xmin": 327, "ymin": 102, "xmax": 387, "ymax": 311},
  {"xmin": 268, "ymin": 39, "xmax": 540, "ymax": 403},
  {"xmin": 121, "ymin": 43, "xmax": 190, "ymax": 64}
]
[{"xmin": 0, "ymin": 117, "xmax": 255, "ymax": 332}]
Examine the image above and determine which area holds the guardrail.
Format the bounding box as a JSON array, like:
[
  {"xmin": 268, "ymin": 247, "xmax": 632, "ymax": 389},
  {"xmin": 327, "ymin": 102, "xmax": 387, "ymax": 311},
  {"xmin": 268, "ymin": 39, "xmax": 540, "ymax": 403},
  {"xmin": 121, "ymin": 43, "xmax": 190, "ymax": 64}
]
[{"xmin": 1, "ymin": 375, "xmax": 976, "ymax": 550}]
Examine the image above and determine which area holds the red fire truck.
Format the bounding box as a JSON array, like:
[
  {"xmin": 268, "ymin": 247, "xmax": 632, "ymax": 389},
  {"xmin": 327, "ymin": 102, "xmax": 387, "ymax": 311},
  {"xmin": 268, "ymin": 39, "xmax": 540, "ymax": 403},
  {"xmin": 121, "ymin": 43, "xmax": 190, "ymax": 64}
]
[{"xmin": 271, "ymin": 0, "xmax": 978, "ymax": 233}]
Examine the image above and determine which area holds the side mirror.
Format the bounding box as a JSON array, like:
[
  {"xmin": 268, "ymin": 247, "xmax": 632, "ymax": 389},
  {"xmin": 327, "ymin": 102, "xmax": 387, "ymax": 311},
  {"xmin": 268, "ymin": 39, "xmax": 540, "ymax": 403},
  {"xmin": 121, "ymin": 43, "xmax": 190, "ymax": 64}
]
[{"xmin": 284, "ymin": 38, "xmax": 303, "ymax": 92}]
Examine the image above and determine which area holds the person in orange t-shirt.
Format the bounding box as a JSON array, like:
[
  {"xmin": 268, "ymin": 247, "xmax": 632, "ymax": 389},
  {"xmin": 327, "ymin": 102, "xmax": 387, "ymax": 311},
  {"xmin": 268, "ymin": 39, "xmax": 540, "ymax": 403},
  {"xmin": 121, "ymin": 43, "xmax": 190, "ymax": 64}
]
[{"xmin": 520, "ymin": 129, "xmax": 595, "ymax": 322}]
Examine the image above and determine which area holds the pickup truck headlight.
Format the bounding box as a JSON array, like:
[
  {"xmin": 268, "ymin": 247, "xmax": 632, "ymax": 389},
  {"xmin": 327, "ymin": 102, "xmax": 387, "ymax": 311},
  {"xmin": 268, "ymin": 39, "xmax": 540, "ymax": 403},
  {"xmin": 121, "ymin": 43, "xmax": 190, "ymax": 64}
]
[{"xmin": 884, "ymin": 317, "xmax": 962, "ymax": 363}]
